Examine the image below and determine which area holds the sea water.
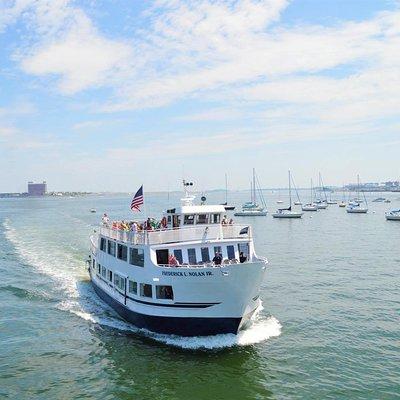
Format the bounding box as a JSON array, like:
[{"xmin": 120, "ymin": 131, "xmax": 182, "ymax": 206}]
[{"xmin": 0, "ymin": 191, "xmax": 398, "ymax": 399}]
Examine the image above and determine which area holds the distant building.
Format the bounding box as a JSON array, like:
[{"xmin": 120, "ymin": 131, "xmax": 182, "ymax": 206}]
[{"xmin": 28, "ymin": 181, "xmax": 47, "ymax": 196}]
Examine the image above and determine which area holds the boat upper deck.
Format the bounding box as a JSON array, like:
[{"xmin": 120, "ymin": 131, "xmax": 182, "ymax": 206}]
[{"xmin": 99, "ymin": 223, "xmax": 251, "ymax": 246}]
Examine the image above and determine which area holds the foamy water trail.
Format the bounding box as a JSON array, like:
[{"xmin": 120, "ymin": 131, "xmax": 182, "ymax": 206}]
[{"xmin": 3, "ymin": 218, "xmax": 281, "ymax": 350}]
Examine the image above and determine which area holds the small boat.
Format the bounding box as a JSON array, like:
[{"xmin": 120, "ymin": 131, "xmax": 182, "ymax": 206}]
[
  {"xmin": 372, "ymin": 197, "xmax": 386, "ymax": 203},
  {"xmin": 346, "ymin": 175, "xmax": 368, "ymax": 213},
  {"xmin": 272, "ymin": 171, "xmax": 303, "ymax": 219},
  {"xmin": 384, "ymin": 199, "xmax": 391, "ymax": 203},
  {"xmin": 235, "ymin": 169, "xmax": 267, "ymax": 216},
  {"xmin": 294, "ymin": 201, "xmax": 302, "ymax": 205},
  {"xmin": 346, "ymin": 204, "xmax": 368, "ymax": 213},
  {"xmin": 385, "ymin": 209, "xmax": 400, "ymax": 220},
  {"xmin": 220, "ymin": 173, "xmax": 235, "ymax": 211},
  {"xmin": 339, "ymin": 201, "xmax": 346, "ymax": 208},
  {"xmin": 315, "ymin": 200, "xmax": 328, "ymax": 209},
  {"xmin": 327, "ymin": 200, "xmax": 337, "ymax": 205},
  {"xmin": 90, "ymin": 208, "xmax": 97, "ymax": 213},
  {"xmin": 302, "ymin": 203, "xmax": 318, "ymax": 211}
]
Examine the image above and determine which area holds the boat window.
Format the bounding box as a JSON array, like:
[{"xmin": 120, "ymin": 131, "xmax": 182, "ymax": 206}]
[
  {"xmin": 114, "ymin": 274, "xmax": 125, "ymax": 292},
  {"xmin": 156, "ymin": 285, "xmax": 174, "ymax": 300},
  {"xmin": 227, "ymin": 245, "xmax": 235, "ymax": 260},
  {"xmin": 117, "ymin": 244, "xmax": 127, "ymax": 261},
  {"xmin": 213, "ymin": 246, "xmax": 222, "ymax": 256},
  {"xmin": 212, "ymin": 214, "xmax": 221, "ymax": 224},
  {"xmin": 108, "ymin": 270, "xmax": 113, "ymax": 282},
  {"xmin": 101, "ymin": 266, "xmax": 107, "ymax": 278},
  {"xmin": 107, "ymin": 240, "xmax": 116, "ymax": 257},
  {"xmin": 196, "ymin": 214, "xmax": 208, "ymax": 224},
  {"xmin": 173, "ymin": 249, "xmax": 183, "ymax": 264},
  {"xmin": 184, "ymin": 214, "xmax": 195, "ymax": 225},
  {"xmin": 129, "ymin": 248, "xmax": 144, "ymax": 267},
  {"xmin": 100, "ymin": 237, "xmax": 106, "ymax": 252},
  {"xmin": 97, "ymin": 263, "xmax": 101, "ymax": 274},
  {"xmin": 188, "ymin": 248, "xmax": 197, "ymax": 264},
  {"xmin": 238, "ymin": 243, "xmax": 249, "ymax": 258},
  {"xmin": 140, "ymin": 283, "xmax": 152, "ymax": 298},
  {"xmin": 92, "ymin": 259, "xmax": 96, "ymax": 270},
  {"xmin": 128, "ymin": 280, "xmax": 137, "ymax": 295},
  {"xmin": 201, "ymin": 247, "xmax": 210, "ymax": 262},
  {"xmin": 156, "ymin": 249, "xmax": 169, "ymax": 265}
]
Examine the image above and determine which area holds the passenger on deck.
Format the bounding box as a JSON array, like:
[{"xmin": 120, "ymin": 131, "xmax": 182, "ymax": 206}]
[
  {"xmin": 130, "ymin": 221, "xmax": 138, "ymax": 234},
  {"xmin": 221, "ymin": 215, "xmax": 228, "ymax": 225},
  {"xmin": 101, "ymin": 213, "xmax": 110, "ymax": 226},
  {"xmin": 229, "ymin": 218, "xmax": 234, "ymax": 225},
  {"xmin": 212, "ymin": 252, "xmax": 223, "ymax": 265},
  {"xmin": 146, "ymin": 218, "xmax": 153, "ymax": 231},
  {"xmin": 168, "ymin": 253, "xmax": 179, "ymax": 266},
  {"xmin": 161, "ymin": 216, "xmax": 168, "ymax": 229},
  {"xmin": 239, "ymin": 252, "xmax": 247, "ymax": 263}
]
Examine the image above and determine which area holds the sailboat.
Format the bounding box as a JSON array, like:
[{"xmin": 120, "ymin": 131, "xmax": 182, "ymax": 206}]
[
  {"xmin": 291, "ymin": 175, "xmax": 302, "ymax": 205},
  {"xmin": 385, "ymin": 209, "xmax": 400, "ymax": 220},
  {"xmin": 272, "ymin": 171, "xmax": 303, "ymax": 218},
  {"xmin": 235, "ymin": 168, "xmax": 267, "ymax": 216},
  {"xmin": 347, "ymin": 175, "xmax": 368, "ymax": 213},
  {"xmin": 276, "ymin": 188, "xmax": 283, "ymax": 204},
  {"xmin": 302, "ymin": 179, "xmax": 318, "ymax": 211},
  {"xmin": 315, "ymin": 172, "xmax": 328, "ymax": 209},
  {"xmin": 220, "ymin": 173, "xmax": 235, "ymax": 211},
  {"xmin": 339, "ymin": 184, "xmax": 346, "ymax": 207}
]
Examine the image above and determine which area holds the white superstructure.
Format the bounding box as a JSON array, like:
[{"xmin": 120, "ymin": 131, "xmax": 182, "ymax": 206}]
[{"xmin": 88, "ymin": 182, "xmax": 268, "ymax": 336}]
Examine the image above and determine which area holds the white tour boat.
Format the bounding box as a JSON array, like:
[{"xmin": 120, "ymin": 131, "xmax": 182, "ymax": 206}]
[
  {"xmin": 88, "ymin": 182, "xmax": 268, "ymax": 337},
  {"xmin": 272, "ymin": 171, "xmax": 303, "ymax": 219}
]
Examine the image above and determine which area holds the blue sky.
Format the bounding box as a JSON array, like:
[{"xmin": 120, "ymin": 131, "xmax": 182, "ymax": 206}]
[{"xmin": 0, "ymin": 0, "xmax": 399, "ymax": 192}]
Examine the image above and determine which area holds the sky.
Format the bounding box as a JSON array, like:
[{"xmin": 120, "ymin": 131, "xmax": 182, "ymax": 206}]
[{"xmin": 0, "ymin": 0, "xmax": 399, "ymax": 192}]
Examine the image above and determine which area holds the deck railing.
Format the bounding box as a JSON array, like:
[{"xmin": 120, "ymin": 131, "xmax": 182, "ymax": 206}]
[{"xmin": 98, "ymin": 224, "xmax": 251, "ymax": 246}]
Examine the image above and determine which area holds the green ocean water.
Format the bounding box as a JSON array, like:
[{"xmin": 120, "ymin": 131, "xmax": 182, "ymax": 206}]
[{"xmin": 0, "ymin": 191, "xmax": 398, "ymax": 399}]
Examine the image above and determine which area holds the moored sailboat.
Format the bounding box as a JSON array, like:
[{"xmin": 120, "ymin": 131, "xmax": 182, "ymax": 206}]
[
  {"xmin": 302, "ymin": 179, "xmax": 318, "ymax": 211},
  {"xmin": 272, "ymin": 171, "xmax": 303, "ymax": 219},
  {"xmin": 347, "ymin": 175, "xmax": 368, "ymax": 213},
  {"xmin": 235, "ymin": 169, "xmax": 267, "ymax": 216}
]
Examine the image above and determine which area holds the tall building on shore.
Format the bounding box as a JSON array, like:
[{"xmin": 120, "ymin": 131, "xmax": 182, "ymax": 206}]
[{"xmin": 28, "ymin": 181, "xmax": 47, "ymax": 196}]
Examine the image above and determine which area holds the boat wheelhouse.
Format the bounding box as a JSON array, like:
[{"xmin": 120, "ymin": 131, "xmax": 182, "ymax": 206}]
[{"xmin": 88, "ymin": 183, "xmax": 268, "ymax": 337}]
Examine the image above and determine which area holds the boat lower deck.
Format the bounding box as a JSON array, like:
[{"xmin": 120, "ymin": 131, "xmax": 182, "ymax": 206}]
[{"xmin": 91, "ymin": 277, "xmax": 244, "ymax": 336}]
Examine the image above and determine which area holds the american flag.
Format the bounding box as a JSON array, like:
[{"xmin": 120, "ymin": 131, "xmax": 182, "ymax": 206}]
[{"xmin": 130, "ymin": 185, "xmax": 144, "ymax": 211}]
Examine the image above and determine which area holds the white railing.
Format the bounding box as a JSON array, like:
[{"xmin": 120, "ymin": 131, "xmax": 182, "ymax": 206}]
[{"xmin": 98, "ymin": 224, "xmax": 250, "ymax": 246}]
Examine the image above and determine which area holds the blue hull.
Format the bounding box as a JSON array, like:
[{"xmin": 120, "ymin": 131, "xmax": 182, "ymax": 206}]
[{"xmin": 91, "ymin": 278, "xmax": 242, "ymax": 336}]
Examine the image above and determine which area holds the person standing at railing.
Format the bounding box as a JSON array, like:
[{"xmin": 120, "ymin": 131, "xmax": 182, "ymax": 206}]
[
  {"xmin": 168, "ymin": 253, "xmax": 179, "ymax": 267},
  {"xmin": 213, "ymin": 252, "xmax": 222, "ymax": 265},
  {"xmin": 221, "ymin": 215, "xmax": 228, "ymax": 225},
  {"xmin": 102, "ymin": 213, "xmax": 110, "ymax": 226}
]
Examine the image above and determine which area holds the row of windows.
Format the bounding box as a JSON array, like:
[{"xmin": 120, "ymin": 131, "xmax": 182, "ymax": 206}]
[
  {"xmin": 93, "ymin": 261, "xmax": 173, "ymax": 300},
  {"xmin": 100, "ymin": 237, "xmax": 144, "ymax": 267},
  {"xmin": 168, "ymin": 213, "xmax": 221, "ymax": 227},
  {"xmin": 156, "ymin": 243, "xmax": 249, "ymax": 265}
]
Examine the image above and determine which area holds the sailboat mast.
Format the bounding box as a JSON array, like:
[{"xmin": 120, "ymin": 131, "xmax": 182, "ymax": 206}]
[
  {"xmin": 289, "ymin": 170, "xmax": 292, "ymax": 207},
  {"xmin": 225, "ymin": 173, "xmax": 228, "ymax": 203},
  {"xmin": 253, "ymin": 168, "xmax": 256, "ymax": 204},
  {"xmin": 310, "ymin": 179, "xmax": 313, "ymax": 203}
]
